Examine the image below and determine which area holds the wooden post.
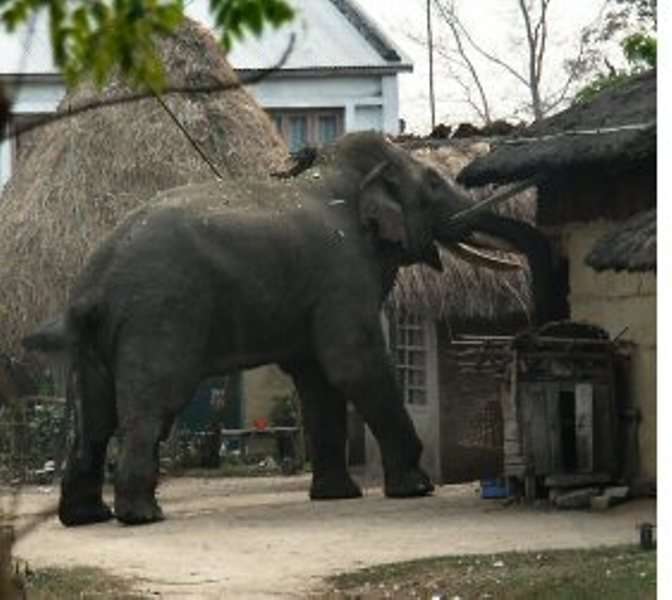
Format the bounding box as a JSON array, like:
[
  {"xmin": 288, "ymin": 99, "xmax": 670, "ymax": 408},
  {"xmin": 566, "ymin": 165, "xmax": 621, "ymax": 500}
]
[{"xmin": 0, "ymin": 525, "xmax": 16, "ymax": 600}]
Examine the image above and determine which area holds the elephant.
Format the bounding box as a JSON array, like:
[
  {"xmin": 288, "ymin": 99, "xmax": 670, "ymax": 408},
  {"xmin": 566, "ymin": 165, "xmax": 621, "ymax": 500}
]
[{"xmin": 23, "ymin": 131, "xmax": 554, "ymax": 526}]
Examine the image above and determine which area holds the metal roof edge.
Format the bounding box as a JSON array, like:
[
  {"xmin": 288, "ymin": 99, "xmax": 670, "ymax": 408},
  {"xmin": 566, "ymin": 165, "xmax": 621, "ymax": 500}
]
[
  {"xmin": 0, "ymin": 63, "xmax": 412, "ymax": 89},
  {"xmin": 236, "ymin": 64, "xmax": 413, "ymax": 78}
]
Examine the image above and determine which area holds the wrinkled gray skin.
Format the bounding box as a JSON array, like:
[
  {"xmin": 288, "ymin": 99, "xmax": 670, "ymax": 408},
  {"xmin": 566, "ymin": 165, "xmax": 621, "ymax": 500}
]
[{"xmin": 24, "ymin": 132, "xmax": 553, "ymax": 526}]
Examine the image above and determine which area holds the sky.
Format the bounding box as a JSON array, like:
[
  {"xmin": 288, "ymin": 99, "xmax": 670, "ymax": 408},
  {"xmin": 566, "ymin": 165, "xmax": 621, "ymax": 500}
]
[{"xmin": 358, "ymin": 0, "xmax": 613, "ymax": 133}]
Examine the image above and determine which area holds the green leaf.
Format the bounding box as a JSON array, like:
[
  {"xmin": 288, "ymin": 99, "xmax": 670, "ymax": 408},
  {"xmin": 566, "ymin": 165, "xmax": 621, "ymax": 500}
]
[{"xmin": 622, "ymin": 32, "xmax": 656, "ymax": 67}]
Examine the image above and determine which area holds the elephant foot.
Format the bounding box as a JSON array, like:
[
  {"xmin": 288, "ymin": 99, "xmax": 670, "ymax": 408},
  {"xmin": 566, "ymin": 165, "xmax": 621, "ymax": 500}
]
[
  {"xmin": 310, "ymin": 471, "xmax": 363, "ymax": 500},
  {"xmin": 115, "ymin": 497, "xmax": 165, "ymax": 526},
  {"xmin": 384, "ymin": 467, "xmax": 434, "ymax": 498},
  {"xmin": 59, "ymin": 499, "xmax": 113, "ymax": 527}
]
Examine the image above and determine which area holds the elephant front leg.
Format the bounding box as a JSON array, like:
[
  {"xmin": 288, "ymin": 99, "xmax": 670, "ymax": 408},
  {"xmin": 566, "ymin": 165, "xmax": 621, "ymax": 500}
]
[
  {"xmin": 315, "ymin": 319, "xmax": 434, "ymax": 499},
  {"xmin": 287, "ymin": 362, "xmax": 362, "ymax": 500}
]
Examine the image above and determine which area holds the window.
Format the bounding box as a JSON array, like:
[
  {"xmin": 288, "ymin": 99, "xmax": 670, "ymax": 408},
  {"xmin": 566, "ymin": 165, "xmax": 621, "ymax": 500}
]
[
  {"xmin": 289, "ymin": 115, "xmax": 307, "ymax": 151},
  {"xmin": 268, "ymin": 108, "xmax": 344, "ymax": 152},
  {"xmin": 392, "ymin": 311, "xmax": 428, "ymax": 406}
]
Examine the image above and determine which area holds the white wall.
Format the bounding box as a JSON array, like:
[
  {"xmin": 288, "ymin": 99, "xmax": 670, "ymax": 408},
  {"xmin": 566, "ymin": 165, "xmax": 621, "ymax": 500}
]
[
  {"xmin": 250, "ymin": 74, "xmax": 398, "ymax": 135},
  {"xmin": 0, "ymin": 79, "xmax": 66, "ymax": 186}
]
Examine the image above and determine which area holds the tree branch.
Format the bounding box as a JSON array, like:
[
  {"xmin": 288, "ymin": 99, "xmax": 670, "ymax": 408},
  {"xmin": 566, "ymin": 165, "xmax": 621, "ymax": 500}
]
[
  {"xmin": 435, "ymin": 0, "xmax": 528, "ymax": 86},
  {"xmin": 534, "ymin": 0, "xmax": 551, "ymax": 85},
  {"xmin": 433, "ymin": 0, "xmax": 492, "ymax": 123},
  {"xmin": 517, "ymin": 0, "xmax": 543, "ymax": 120}
]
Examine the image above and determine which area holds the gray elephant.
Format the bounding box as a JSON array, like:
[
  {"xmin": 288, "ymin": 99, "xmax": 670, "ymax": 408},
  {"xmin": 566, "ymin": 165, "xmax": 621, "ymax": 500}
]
[{"xmin": 24, "ymin": 132, "xmax": 553, "ymax": 526}]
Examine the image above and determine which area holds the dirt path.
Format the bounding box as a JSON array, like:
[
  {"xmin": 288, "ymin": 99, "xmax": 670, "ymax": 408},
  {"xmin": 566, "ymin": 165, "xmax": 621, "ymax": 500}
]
[{"xmin": 10, "ymin": 476, "xmax": 655, "ymax": 598}]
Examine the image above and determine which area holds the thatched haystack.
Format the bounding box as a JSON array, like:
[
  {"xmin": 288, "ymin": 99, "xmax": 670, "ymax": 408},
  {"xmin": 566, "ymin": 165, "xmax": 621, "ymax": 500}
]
[
  {"xmin": 0, "ymin": 19, "xmax": 289, "ymax": 354},
  {"xmin": 391, "ymin": 139, "xmax": 536, "ymax": 327}
]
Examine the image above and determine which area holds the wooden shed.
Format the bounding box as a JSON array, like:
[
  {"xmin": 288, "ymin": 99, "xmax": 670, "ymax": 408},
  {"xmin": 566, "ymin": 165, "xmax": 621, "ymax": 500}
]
[{"xmin": 501, "ymin": 321, "xmax": 627, "ymax": 500}]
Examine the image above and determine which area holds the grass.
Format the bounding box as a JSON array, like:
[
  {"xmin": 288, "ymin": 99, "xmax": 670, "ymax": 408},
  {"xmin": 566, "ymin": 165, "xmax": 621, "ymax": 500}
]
[
  {"xmin": 22, "ymin": 566, "xmax": 147, "ymax": 599},
  {"xmin": 321, "ymin": 545, "xmax": 656, "ymax": 599}
]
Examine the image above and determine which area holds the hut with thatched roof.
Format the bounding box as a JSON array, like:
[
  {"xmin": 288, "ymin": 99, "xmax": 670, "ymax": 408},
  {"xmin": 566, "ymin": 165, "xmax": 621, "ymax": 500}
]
[
  {"xmin": 0, "ymin": 18, "xmax": 292, "ymax": 430},
  {"xmin": 458, "ymin": 69, "xmax": 657, "ymax": 487},
  {"xmin": 586, "ymin": 208, "xmax": 656, "ymax": 273},
  {"xmin": 356, "ymin": 138, "xmax": 539, "ymax": 485}
]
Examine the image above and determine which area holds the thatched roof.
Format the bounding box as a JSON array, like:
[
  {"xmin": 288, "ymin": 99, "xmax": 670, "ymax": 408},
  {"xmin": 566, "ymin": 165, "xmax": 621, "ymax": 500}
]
[
  {"xmin": 0, "ymin": 19, "xmax": 289, "ymax": 355},
  {"xmin": 458, "ymin": 69, "xmax": 656, "ymax": 187},
  {"xmin": 391, "ymin": 140, "xmax": 536, "ymax": 326},
  {"xmin": 586, "ymin": 208, "xmax": 656, "ymax": 273}
]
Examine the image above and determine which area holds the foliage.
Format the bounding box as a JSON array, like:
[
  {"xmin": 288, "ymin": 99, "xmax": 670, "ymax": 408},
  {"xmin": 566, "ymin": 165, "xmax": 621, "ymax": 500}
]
[
  {"xmin": 269, "ymin": 392, "xmax": 299, "ymax": 427},
  {"xmin": 574, "ymin": 71, "xmax": 634, "ymax": 104},
  {"xmin": 210, "ymin": 0, "xmax": 294, "ymax": 51},
  {"xmin": 0, "ymin": 0, "xmax": 294, "ymax": 88},
  {"xmin": 622, "ymin": 32, "xmax": 656, "ymax": 67},
  {"xmin": 573, "ymin": 0, "xmax": 656, "ymax": 103},
  {"xmin": 0, "ymin": 399, "xmax": 66, "ymax": 482}
]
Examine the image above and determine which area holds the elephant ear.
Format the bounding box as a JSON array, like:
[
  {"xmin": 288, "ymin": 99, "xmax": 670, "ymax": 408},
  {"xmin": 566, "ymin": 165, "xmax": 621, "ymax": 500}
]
[{"xmin": 358, "ymin": 161, "xmax": 408, "ymax": 248}]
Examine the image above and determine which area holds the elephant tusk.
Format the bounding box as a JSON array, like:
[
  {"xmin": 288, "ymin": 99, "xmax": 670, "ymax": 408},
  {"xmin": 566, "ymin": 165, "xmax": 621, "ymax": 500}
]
[
  {"xmin": 466, "ymin": 231, "xmax": 522, "ymax": 255},
  {"xmin": 451, "ymin": 242, "xmax": 525, "ymax": 271}
]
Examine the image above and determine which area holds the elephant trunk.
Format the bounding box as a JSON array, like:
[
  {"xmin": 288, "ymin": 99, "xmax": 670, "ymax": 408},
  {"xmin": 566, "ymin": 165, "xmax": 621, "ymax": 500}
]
[{"xmin": 432, "ymin": 200, "xmax": 556, "ymax": 326}]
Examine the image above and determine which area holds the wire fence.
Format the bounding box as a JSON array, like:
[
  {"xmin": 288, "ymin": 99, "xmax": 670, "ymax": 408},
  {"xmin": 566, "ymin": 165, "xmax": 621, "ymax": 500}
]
[{"xmin": 0, "ymin": 396, "xmax": 70, "ymax": 485}]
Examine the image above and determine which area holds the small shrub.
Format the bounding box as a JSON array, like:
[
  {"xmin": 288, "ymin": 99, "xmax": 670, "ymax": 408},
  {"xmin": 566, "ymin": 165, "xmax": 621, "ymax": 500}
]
[{"xmin": 269, "ymin": 392, "xmax": 299, "ymax": 427}]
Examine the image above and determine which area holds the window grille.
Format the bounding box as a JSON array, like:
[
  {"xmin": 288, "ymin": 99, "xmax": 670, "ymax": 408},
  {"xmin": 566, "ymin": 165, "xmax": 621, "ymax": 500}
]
[
  {"xmin": 268, "ymin": 108, "xmax": 344, "ymax": 151},
  {"xmin": 393, "ymin": 311, "xmax": 427, "ymax": 406}
]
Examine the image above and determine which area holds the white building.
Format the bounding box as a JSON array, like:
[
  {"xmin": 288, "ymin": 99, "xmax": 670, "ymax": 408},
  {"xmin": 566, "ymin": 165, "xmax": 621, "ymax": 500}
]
[{"xmin": 0, "ymin": 0, "xmax": 412, "ymax": 186}]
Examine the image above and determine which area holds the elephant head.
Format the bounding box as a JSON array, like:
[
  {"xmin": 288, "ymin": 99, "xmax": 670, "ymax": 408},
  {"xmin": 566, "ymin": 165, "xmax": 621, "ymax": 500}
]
[
  {"xmin": 325, "ymin": 133, "xmax": 444, "ymax": 271},
  {"xmin": 320, "ymin": 132, "xmax": 555, "ymax": 325}
]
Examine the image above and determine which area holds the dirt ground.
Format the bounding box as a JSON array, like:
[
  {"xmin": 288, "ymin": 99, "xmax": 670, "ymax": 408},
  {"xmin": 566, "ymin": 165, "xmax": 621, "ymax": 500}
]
[{"xmin": 9, "ymin": 475, "xmax": 655, "ymax": 599}]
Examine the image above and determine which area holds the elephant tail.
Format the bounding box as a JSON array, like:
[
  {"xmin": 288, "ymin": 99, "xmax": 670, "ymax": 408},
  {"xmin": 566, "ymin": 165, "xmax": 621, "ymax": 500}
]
[
  {"xmin": 22, "ymin": 314, "xmax": 69, "ymax": 353},
  {"xmin": 21, "ymin": 294, "xmax": 104, "ymax": 355},
  {"xmin": 66, "ymin": 295, "xmax": 105, "ymax": 348}
]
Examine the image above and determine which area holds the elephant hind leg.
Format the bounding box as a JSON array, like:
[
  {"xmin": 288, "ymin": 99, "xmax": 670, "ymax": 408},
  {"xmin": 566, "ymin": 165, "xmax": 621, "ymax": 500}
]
[
  {"xmin": 286, "ymin": 362, "xmax": 362, "ymax": 500},
  {"xmin": 113, "ymin": 339, "xmax": 201, "ymax": 525},
  {"xmin": 59, "ymin": 355, "xmax": 116, "ymax": 527}
]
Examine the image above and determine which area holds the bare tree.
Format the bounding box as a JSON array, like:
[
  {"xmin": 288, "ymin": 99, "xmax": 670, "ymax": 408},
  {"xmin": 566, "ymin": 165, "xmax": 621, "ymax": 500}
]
[
  {"xmin": 517, "ymin": 0, "xmax": 550, "ymax": 120},
  {"xmin": 411, "ymin": 0, "xmax": 593, "ymax": 124},
  {"xmin": 426, "ymin": 0, "xmax": 437, "ymax": 129}
]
